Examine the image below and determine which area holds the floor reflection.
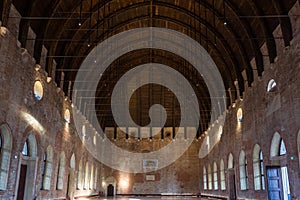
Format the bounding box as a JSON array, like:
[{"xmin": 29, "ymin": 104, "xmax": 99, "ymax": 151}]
[{"xmin": 80, "ymin": 196, "xmax": 214, "ymax": 200}]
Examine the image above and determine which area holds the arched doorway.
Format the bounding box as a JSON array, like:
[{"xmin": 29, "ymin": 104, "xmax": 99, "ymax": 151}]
[
  {"xmin": 16, "ymin": 133, "xmax": 38, "ymax": 200},
  {"xmin": 107, "ymin": 184, "xmax": 114, "ymax": 196},
  {"xmin": 267, "ymin": 132, "xmax": 291, "ymax": 200},
  {"xmin": 104, "ymin": 176, "xmax": 116, "ymax": 197}
]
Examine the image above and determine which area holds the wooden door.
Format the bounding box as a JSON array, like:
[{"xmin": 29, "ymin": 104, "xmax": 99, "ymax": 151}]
[
  {"xmin": 17, "ymin": 165, "xmax": 27, "ymax": 200},
  {"xmin": 267, "ymin": 167, "xmax": 283, "ymax": 200}
]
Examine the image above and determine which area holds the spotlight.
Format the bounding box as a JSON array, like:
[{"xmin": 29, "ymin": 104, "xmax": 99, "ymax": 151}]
[
  {"xmin": 224, "ymin": 21, "xmax": 227, "ymax": 25},
  {"xmin": 78, "ymin": 22, "xmax": 82, "ymax": 26}
]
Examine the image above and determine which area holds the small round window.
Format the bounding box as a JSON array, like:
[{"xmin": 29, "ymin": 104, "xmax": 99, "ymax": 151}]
[
  {"xmin": 267, "ymin": 79, "xmax": 277, "ymax": 92},
  {"xmin": 33, "ymin": 81, "xmax": 43, "ymax": 100},
  {"xmin": 64, "ymin": 109, "xmax": 70, "ymax": 123},
  {"xmin": 237, "ymin": 108, "xmax": 243, "ymax": 122}
]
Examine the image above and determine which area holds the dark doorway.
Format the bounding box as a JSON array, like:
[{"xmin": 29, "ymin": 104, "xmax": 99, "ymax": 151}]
[
  {"xmin": 228, "ymin": 169, "xmax": 236, "ymax": 200},
  {"xmin": 17, "ymin": 164, "xmax": 27, "ymax": 200},
  {"xmin": 107, "ymin": 184, "xmax": 114, "ymax": 196},
  {"xmin": 267, "ymin": 167, "xmax": 283, "ymax": 200}
]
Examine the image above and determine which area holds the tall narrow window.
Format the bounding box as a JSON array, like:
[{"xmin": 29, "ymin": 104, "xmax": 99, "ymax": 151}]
[
  {"xmin": 77, "ymin": 159, "xmax": 83, "ymax": 189},
  {"xmin": 228, "ymin": 153, "xmax": 234, "ymax": 169},
  {"xmin": 43, "ymin": 146, "xmax": 53, "ymax": 190},
  {"xmin": 253, "ymin": 145, "xmax": 265, "ymax": 190},
  {"xmin": 56, "ymin": 152, "xmax": 65, "ymax": 190},
  {"xmin": 239, "ymin": 150, "xmax": 248, "ymax": 190},
  {"xmin": 84, "ymin": 162, "xmax": 89, "ymax": 189},
  {"xmin": 0, "ymin": 124, "xmax": 12, "ymax": 190},
  {"xmin": 94, "ymin": 167, "xmax": 98, "ymax": 190},
  {"xmin": 279, "ymin": 138, "xmax": 287, "ymax": 156},
  {"xmin": 208, "ymin": 164, "xmax": 212, "ymax": 190},
  {"xmin": 220, "ymin": 159, "xmax": 226, "ymax": 190},
  {"xmin": 90, "ymin": 164, "xmax": 94, "ymax": 190},
  {"xmin": 259, "ymin": 151, "xmax": 265, "ymax": 190},
  {"xmin": 213, "ymin": 162, "xmax": 218, "ymax": 190},
  {"xmin": 203, "ymin": 166, "xmax": 207, "ymax": 190},
  {"xmin": 22, "ymin": 140, "xmax": 29, "ymax": 156},
  {"xmin": 40, "ymin": 153, "xmax": 47, "ymax": 189}
]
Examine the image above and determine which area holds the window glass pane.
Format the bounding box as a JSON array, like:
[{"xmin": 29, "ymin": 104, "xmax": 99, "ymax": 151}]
[
  {"xmin": 22, "ymin": 141, "xmax": 28, "ymax": 156},
  {"xmin": 279, "ymin": 140, "xmax": 287, "ymax": 155}
]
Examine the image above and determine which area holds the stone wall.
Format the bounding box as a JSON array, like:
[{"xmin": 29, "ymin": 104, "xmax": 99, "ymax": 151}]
[
  {"xmin": 199, "ymin": 1, "xmax": 300, "ymax": 200},
  {"xmin": 0, "ymin": 3, "xmax": 202, "ymax": 199}
]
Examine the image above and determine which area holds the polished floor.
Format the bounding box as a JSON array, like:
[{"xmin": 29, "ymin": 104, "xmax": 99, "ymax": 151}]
[{"xmin": 84, "ymin": 197, "xmax": 217, "ymax": 200}]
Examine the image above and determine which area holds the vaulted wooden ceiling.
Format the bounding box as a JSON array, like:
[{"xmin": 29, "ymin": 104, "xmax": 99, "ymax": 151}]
[{"xmin": 1, "ymin": 0, "xmax": 297, "ymax": 135}]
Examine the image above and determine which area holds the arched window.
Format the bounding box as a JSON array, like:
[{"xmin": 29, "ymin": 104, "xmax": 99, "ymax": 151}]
[
  {"xmin": 220, "ymin": 159, "xmax": 226, "ymax": 190},
  {"xmin": 0, "ymin": 124, "xmax": 12, "ymax": 190},
  {"xmin": 208, "ymin": 164, "xmax": 212, "ymax": 190},
  {"xmin": 213, "ymin": 162, "xmax": 218, "ymax": 190},
  {"xmin": 270, "ymin": 132, "xmax": 287, "ymax": 157},
  {"xmin": 64, "ymin": 109, "xmax": 71, "ymax": 123},
  {"xmin": 239, "ymin": 150, "xmax": 248, "ymax": 190},
  {"xmin": 279, "ymin": 138, "xmax": 287, "ymax": 156},
  {"xmin": 22, "ymin": 140, "xmax": 29, "ymax": 156},
  {"xmin": 23, "ymin": 134, "xmax": 37, "ymax": 158},
  {"xmin": 70, "ymin": 154, "xmax": 75, "ymax": 169},
  {"xmin": 84, "ymin": 162, "xmax": 89, "ymax": 189},
  {"xmin": 253, "ymin": 144, "xmax": 265, "ymax": 190},
  {"xmin": 237, "ymin": 108, "xmax": 243, "ymax": 122},
  {"xmin": 82, "ymin": 125, "xmax": 86, "ymax": 137},
  {"xmin": 43, "ymin": 146, "xmax": 53, "ymax": 190},
  {"xmin": 90, "ymin": 164, "xmax": 94, "ymax": 190},
  {"xmin": 77, "ymin": 158, "xmax": 83, "ymax": 189},
  {"xmin": 267, "ymin": 79, "xmax": 277, "ymax": 92},
  {"xmin": 228, "ymin": 153, "xmax": 234, "ymax": 169},
  {"xmin": 203, "ymin": 166, "xmax": 207, "ymax": 190},
  {"xmin": 56, "ymin": 152, "xmax": 65, "ymax": 190}
]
